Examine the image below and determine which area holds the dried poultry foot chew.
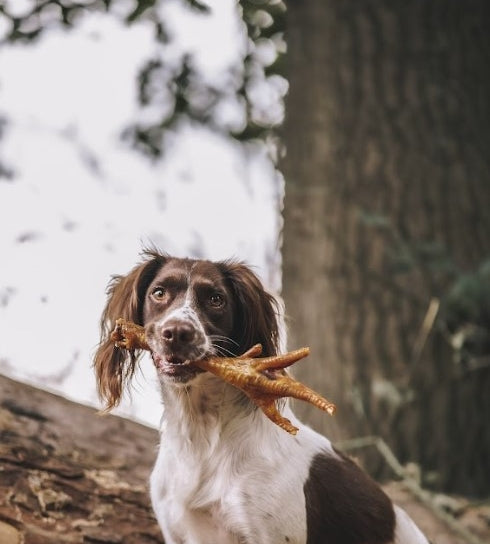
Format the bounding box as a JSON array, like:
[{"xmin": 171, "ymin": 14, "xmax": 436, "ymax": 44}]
[
  {"xmin": 112, "ymin": 318, "xmax": 150, "ymax": 351},
  {"xmin": 195, "ymin": 344, "xmax": 336, "ymax": 434},
  {"xmin": 110, "ymin": 318, "xmax": 336, "ymax": 435}
]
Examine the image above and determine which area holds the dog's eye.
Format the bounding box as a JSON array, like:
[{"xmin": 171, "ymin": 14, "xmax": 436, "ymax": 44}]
[
  {"xmin": 209, "ymin": 293, "xmax": 225, "ymax": 308},
  {"xmin": 152, "ymin": 287, "xmax": 167, "ymax": 300}
]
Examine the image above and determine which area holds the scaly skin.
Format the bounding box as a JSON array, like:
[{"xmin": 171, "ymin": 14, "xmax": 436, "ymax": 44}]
[
  {"xmin": 110, "ymin": 318, "xmax": 336, "ymax": 434},
  {"xmin": 112, "ymin": 318, "xmax": 150, "ymax": 351}
]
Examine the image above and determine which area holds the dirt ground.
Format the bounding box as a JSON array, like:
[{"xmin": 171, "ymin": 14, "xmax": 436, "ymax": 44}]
[{"xmin": 384, "ymin": 481, "xmax": 489, "ymax": 544}]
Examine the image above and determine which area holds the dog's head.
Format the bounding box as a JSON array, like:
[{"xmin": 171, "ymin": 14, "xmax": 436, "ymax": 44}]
[{"xmin": 94, "ymin": 250, "xmax": 280, "ymax": 409}]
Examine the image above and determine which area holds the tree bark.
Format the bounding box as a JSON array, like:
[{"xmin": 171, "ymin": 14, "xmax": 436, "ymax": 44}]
[
  {"xmin": 281, "ymin": 0, "xmax": 490, "ymax": 495},
  {"xmin": 0, "ymin": 375, "xmax": 164, "ymax": 543}
]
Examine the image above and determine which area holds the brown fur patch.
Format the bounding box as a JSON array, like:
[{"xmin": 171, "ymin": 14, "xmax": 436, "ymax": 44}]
[{"xmin": 304, "ymin": 450, "xmax": 395, "ymax": 544}]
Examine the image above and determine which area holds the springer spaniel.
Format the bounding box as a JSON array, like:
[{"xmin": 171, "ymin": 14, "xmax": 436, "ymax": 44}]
[{"xmin": 94, "ymin": 250, "xmax": 429, "ymax": 544}]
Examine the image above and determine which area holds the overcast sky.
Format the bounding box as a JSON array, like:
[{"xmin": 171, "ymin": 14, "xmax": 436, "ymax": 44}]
[{"xmin": 0, "ymin": 3, "xmax": 282, "ymax": 427}]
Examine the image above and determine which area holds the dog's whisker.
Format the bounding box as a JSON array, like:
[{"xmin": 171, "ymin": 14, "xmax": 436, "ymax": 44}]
[
  {"xmin": 210, "ymin": 343, "xmax": 237, "ymax": 358},
  {"xmin": 209, "ymin": 334, "xmax": 240, "ymax": 347}
]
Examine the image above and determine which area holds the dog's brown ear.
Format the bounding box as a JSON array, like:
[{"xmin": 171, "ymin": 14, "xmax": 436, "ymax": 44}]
[
  {"xmin": 220, "ymin": 262, "xmax": 280, "ymax": 357},
  {"xmin": 93, "ymin": 252, "xmax": 166, "ymax": 410}
]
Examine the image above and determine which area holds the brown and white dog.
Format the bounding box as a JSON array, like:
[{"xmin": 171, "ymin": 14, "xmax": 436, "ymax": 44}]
[{"xmin": 94, "ymin": 250, "xmax": 429, "ymax": 544}]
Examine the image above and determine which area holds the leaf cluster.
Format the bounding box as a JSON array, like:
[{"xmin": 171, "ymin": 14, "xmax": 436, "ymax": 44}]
[
  {"xmin": 441, "ymin": 260, "xmax": 490, "ymax": 371},
  {"xmin": 0, "ymin": 0, "xmax": 287, "ymax": 158}
]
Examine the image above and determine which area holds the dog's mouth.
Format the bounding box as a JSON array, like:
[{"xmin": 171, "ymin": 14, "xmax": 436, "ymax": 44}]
[{"xmin": 151, "ymin": 352, "xmax": 205, "ymax": 382}]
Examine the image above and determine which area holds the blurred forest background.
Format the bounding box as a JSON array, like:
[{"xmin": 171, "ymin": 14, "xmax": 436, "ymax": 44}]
[{"xmin": 1, "ymin": 0, "xmax": 489, "ymax": 502}]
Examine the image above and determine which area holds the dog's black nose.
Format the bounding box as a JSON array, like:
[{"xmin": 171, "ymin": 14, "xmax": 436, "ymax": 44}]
[{"xmin": 162, "ymin": 321, "xmax": 196, "ymax": 346}]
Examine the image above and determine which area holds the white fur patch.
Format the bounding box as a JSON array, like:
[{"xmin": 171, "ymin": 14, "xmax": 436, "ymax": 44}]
[
  {"xmin": 393, "ymin": 505, "xmax": 429, "ymax": 544},
  {"xmin": 150, "ymin": 375, "xmax": 333, "ymax": 544}
]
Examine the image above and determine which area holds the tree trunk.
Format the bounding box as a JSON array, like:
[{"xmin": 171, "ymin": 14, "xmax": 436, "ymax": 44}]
[{"xmin": 281, "ymin": 0, "xmax": 490, "ymax": 496}]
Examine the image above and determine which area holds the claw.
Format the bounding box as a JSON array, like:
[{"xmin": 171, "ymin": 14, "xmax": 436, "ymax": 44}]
[
  {"xmin": 111, "ymin": 318, "xmax": 149, "ymax": 351},
  {"xmin": 251, "ymin": 347, "xmax": 310, "ymax": 372}
]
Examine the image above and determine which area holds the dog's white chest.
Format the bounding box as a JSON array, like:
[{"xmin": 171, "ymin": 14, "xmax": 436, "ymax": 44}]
[
  {"xmin": 149, "ymin": 419, "xmax": 312, "ymax": 544},
  {"xmin": 150, "ymin": 456, "xmax": 239, "ymax": 544}
]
